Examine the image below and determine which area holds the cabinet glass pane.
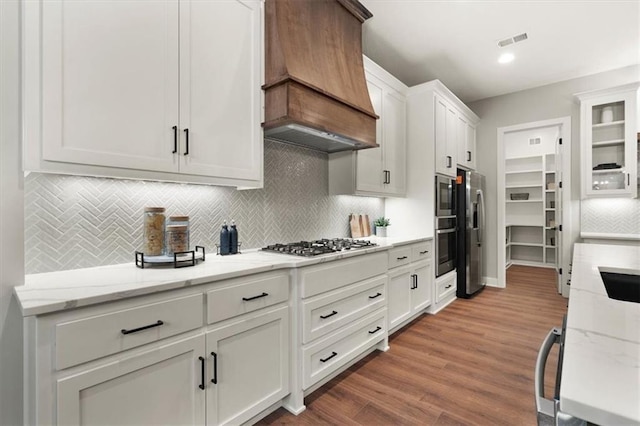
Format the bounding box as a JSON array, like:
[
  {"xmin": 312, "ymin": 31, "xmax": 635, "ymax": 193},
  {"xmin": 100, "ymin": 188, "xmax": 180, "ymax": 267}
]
[{"xmin": 591, "ymin": 100, "xmax": 626, "ymax": 192}]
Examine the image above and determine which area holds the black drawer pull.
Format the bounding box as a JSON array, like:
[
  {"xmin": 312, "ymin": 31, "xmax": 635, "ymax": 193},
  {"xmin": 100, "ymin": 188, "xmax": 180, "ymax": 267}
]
[
  {"xmin": 211, "ymin": 352, "xmax": 218, "ymax": 384},
  {"xmin": 368, "ymin": 292, "xmax": 382, "ymax": 299},
  {"xmin": 320, "ymin": 351, "xmax": 338, "ymax": 363},
  {"xmin": 242, "ymin": 292, "xmax": 268, "ymax": 301},
  {"xmin": 121, "ymin": 320, "xmax": 164, "ymax": 335},
  {"xmin": 396, "ymin": 256, "xmax": 408, "ymax": 260},
  {"xmin": 368, "ymin": 326, "xmax": 382, "ymax": 334},
  {"xmin": 419, "ymin": 250, "xmax": 429, "ymax": 255},
  {"xmin": 445, "ymin": 284, "xmax": 452, "ymax": 289},
  {"xmin": 172, "ymin": 126, "xmax": 178, "ymax": 153},
  {"xmin": 320, "ymin": 310, "xmax": 338, "ymax": 319},
  {"xmin": 183, "ymin": 128, "xmax": 190, "ymax": 155},
  {"xmin": 198, "ymin": 356, "xmax": 205, "ymax": 390}
]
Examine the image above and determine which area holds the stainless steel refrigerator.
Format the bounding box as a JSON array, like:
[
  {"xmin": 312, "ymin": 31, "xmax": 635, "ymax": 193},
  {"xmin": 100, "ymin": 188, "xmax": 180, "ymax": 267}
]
[{"xmin": 456, "ymin": 169, "xmax": 486, "ymax": 298}]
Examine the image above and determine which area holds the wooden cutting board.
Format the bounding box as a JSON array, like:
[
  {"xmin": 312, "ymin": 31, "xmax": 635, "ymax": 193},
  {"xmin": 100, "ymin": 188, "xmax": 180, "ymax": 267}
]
[
  {"xmin": 350, "ymin": 214, "xmax": 362, "ymax": 238},
  {"xmin": 362, "ymin": 214, "xmax": 371, "ymax": 237},
  {"xmin": 350, "ymin": 214, "xmax": 371, "ymax": 238}
]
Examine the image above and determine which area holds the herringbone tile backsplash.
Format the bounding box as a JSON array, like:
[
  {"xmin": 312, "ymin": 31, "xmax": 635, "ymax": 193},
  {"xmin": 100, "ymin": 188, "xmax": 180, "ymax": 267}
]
[
  {"xmin": 581, "ymin": 198, "xmax": 640, "ymax": 235},
  {"xmin": 25, "ymin": 140, "xmax": 384, "ymax": 274}
]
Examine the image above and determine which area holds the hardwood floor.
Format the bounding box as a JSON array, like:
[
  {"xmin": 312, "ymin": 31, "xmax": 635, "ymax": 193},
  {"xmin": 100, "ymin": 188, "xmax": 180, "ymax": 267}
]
[{"xmin": 258, "ymin": 265, "xmax": 567, "ymax": 426}]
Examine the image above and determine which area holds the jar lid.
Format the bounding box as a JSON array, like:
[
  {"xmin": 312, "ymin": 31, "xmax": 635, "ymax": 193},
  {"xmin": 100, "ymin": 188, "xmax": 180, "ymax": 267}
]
[
  {"xmin": 144, "ymin": 207, "xmax": 165, "ymax": 213},
  {"xmin": 166, "ymin": 225, "xmax": 188, "ymax": 231},
  {"xmin": 169, "ymin": 215, "xmax": 189, "ymax": 221}
]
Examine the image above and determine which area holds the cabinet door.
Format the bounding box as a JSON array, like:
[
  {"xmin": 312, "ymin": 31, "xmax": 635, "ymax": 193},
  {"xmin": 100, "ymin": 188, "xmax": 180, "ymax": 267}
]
[
  {"xmin": 456, "ymin": 114, "xmax": 468, "ymax": 168},
  {"xmin": 206, "ymin": 306, "xmax": 289, "ymax": 426},
  {"xmin": 179, "ymin": 0, "xmax": 262, "ymax": 182},
  {"xmin": 40, "ymin": 0, "xmax": 179, "ymax": 172},
  {"xmin": 411, "ymin": 261, "xmax": 433, "ymax": 312},
  {"xmin": 383, "ymin": 90, "xmax": 407, "ymax": 196},
  {"xmin": 387, "ymin": 267, "xmax": 412, "ymax": 330},
  {"xmin": 356, "ymin": 75, "xmax": 385, "ymax": 193},
  {"xmin": 582, "ymin": 90, "xmax": 638, "ymax": 198},
  {"xmin": 444, "ymin": 103, "xmax": 458, "ymax": 177},
  {"xmin": 466, "ymin": 122, "xmax": 477, "ymax": 170},
  {"xmin": 57, "ymin": 334, "xmax": 205, "ymax": 425},
  {"xmin": 435, "ymin": 95, "xmax": 456, "ymax": 177}
]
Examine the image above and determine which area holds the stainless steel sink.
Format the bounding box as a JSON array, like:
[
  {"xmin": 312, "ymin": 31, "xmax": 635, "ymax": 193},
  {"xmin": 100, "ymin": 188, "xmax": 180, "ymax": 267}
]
[{"xmin": 598, "ymin": 267, "xmax": 640, "ymax": 303}]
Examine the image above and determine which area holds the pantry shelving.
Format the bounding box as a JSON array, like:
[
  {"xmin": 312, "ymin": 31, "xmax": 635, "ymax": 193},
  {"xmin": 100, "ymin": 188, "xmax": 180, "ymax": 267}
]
[{"xmin": 504, "ymin": 153, "xmax": 558, "ymax": 268}]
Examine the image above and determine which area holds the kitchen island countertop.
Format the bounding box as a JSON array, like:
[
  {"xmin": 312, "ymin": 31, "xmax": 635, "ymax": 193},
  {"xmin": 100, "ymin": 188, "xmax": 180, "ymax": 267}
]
[
  {"xmin": 14, "ymin": 236, "xmax": 430, "ymax": 317},
  {"xmin": 562, "ymin": 243, "xmax": 640, "ymax": 425}
]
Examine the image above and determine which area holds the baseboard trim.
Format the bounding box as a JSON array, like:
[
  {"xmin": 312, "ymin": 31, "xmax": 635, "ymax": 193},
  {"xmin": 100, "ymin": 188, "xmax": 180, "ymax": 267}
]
[{"xmin": 484, "ymin": 276, "xmax": 503, "ymax": 288}]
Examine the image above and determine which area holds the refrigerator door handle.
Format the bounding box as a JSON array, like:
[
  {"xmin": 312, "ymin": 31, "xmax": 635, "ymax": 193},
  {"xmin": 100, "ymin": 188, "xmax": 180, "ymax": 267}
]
[{"xmin": 477, "ymin": 189, "xmax": 485, "ymax": 246}]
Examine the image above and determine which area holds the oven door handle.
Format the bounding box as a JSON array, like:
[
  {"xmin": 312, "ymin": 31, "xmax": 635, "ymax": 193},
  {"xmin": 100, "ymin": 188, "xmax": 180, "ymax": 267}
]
[
  {"xmin": 436, "ymin": 228, "xmax": 457, "ymax": 234},
  {"xmin": 535, "ymin": 327, "xmax": 562, "ymax": 419}
]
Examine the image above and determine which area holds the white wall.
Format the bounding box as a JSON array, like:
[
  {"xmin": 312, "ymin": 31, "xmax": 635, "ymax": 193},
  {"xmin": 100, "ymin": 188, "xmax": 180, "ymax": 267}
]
[
  {"xmin": 0, "ymin": 0, "xmax": 25, "ymax": 424},
  {"xmin": 468, "ymin": 65, "xmax": 640, "ymax": 281}
]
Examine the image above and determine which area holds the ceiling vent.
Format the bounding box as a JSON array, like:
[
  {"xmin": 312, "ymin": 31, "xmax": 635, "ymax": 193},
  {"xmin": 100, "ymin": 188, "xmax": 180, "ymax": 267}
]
[{"xmin": 498, "ymin": 32, "xmax": 528, "ymax": 48}]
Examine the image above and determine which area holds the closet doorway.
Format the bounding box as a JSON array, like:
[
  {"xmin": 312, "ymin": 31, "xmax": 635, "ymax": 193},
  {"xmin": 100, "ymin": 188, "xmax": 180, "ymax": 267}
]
[{"xmin": 497, "ymin": 117, "xmax": 572, "ymax": 296}]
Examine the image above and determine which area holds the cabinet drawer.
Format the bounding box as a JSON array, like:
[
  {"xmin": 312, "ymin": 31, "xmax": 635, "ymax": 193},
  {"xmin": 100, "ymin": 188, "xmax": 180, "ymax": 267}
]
[
  {"xmin": 437, "ymin": 274, "xmax": 457, "ymax": 302},
  {"xmin": 56, "ymin": 293, "xmax": 203, "ymax": 370},
  {"xmin": 299, "ymin": 252, "xmax": 388, "ymax": 298},
  {"xmin": 302, "ymin": 275, "xmax": 386, "ymax": 344},
  {"xmin": 388, "ymin": 246, "xmax": 412, "ymax": 269},
  {"xmin": 207, "ymin": 272, "xmax": 289, "ymax": 324},
  {"xmin": 302, "ymin": 309, "xmax": 386, "ymax": 390},
  {"xmin": 411, "ymin": 241, "xmax": 432, "ymax": 263}
]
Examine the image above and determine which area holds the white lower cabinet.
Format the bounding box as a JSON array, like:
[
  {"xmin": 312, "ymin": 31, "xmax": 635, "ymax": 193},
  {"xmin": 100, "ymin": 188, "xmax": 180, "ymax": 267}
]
[
  {"xmin": 25, "ymin": 273, "xmax": 290, "ymax": 426},
  {"xmin": 388, "ymin": 259, "xmax": 433, "ymax": 332},
  {"xmin": 205, "ymin": 306, "xmax": 289, "ymax": 426},
  {"xmin": 57, "ymin": 334, "xmax": 206, "ymax": 425}
]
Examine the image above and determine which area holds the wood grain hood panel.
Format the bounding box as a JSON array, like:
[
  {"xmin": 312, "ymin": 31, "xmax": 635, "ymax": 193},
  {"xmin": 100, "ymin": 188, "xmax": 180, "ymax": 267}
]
[{"xmin": 262, "ymin": 0, "xmax": 379, "ymax": 152}]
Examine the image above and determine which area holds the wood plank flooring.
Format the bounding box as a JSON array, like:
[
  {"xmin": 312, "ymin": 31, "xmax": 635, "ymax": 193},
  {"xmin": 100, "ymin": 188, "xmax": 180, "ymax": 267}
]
[{"xmin": 258, "ymin": 265, "xmax": 567, "ymax": 426}]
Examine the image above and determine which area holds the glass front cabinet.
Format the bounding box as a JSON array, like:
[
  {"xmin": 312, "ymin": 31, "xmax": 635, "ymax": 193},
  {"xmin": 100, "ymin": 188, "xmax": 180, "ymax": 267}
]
[{"xmin": 577, "ymin": 83, "xmax": 639, "ymax": 198}]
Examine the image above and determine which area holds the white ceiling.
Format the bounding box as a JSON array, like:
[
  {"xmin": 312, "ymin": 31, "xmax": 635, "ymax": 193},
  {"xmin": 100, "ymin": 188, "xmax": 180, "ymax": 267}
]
[{"xmin": 360, "ymin": 0, "xmax": 640, "ymax": 103}]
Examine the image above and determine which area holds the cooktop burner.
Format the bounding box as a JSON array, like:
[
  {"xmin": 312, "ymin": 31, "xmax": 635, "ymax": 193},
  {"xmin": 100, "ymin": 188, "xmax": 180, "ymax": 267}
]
[{"xmin": 262, "ymin": 238, "xmax": 377, "ymax": 257}]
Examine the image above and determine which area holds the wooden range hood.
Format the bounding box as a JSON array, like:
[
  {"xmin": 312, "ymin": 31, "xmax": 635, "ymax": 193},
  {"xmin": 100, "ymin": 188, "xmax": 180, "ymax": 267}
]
[{"xmin": 262, "ymin": 0, "xmax": 379, "ymax": 152}]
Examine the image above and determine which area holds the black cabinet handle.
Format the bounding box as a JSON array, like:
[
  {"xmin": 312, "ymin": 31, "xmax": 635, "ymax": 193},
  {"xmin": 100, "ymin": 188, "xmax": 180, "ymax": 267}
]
[
  {"xmin": 172, "ymin": 126, "xmax": 178, "ymax": 154},
  {"xmin": 397, "ymin": 256, "xmax": 408, "ymax": 260},
  {"xmin": 627, "ymin": 173, "xmax": 630, "ymax": 186},
  {"xmin": 410, "ymin": 274, "xmax": 417, "ymax": 289},
  {"xmin": 368, "ymin": 292, "xmax": 382, "ymax": 300},
  {"xmin": 445, "ymin": 284, "xmax": 452, "ymax": 289},
  {"xmin": 320, "ymin": 310, "xmax": 338, "ymax": 319},
  {"xmin": 183, "ymin": 128, "xmax": 189, "ymax": 156},
  {"xmin": 121, "ymin": 320, "xmax": 163, "ymax": 335},
  {"xmin": 242, "ymin": 292, "xmax": 268, "ymax": 301},
  {"xmin": 368, "ymin": 326, "xmax": 382, "ymax": 334},
  {"xmin": 211, "ymin": 352, "xmax": 218, "ymax": 384},
  {"xmin": 198, "ymin": 356, "xmax": 205, "ymax": 390},
  {"xmin": 446, "ymin": 155, "xmax": 452, "ymax": 168},
  {"xmin": 467, "ymin": 151, "xmax": 471, "ymax": 162},
  {"xmin": 419, "ymin": 250, "xmax": 429, "ymax": 255},
  {"xmin": 386, "ymin": 170, "xmax": 391, "ymax": 184},
  {"xmin": 320, "ymin": 351, "xmax": 338, "ymax": 363}
]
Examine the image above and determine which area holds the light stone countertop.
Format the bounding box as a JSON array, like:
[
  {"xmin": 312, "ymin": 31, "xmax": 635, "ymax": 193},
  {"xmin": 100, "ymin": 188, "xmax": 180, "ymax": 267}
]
[
  {"xmin": 561, "ymin": 243, "xmax": 640, "ymax": 425},
  {"xmin": 14, "ymin": 236, "xmax": 430, "ymax": 317}
]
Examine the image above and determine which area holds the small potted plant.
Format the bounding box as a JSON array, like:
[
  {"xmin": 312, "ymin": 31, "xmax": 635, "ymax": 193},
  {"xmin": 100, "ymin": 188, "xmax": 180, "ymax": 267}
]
[{"xmin": 374, "ymin": 217, "xmax": 390, "ymax": 237}]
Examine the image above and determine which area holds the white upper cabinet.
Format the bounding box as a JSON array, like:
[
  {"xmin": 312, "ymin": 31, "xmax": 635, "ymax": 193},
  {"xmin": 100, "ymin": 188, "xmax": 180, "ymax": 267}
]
[
  {"xmin": 457, "ymin": 114, "xmax": 477, "ymax": 170},
  {"xmin": 577, "ymin": 83, "xmax": 639, "ymax": 199},
  {"xmin": 328, "ymin": 56, "xmax": 407, "ymax": 198},
  {"xmin": 23, "ymin": 0, "xmax": 263, "ymax": 188}
]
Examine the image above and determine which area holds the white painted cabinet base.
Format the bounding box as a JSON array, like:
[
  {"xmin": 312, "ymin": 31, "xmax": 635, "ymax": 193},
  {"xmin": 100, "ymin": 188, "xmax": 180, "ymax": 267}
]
[{"xmin": 57, "ymin": 334, "xmax": 206, "ymax": 426}]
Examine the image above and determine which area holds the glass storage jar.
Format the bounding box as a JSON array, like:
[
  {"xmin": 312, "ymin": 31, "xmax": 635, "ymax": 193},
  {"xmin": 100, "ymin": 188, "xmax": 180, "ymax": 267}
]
[
  {"xmin": 143, "ymin": 207, "xmax": 166, "ymax": 256},
  {"xmin": 166, "ymin": 225, "xmax": 189, "ymax": 256}
]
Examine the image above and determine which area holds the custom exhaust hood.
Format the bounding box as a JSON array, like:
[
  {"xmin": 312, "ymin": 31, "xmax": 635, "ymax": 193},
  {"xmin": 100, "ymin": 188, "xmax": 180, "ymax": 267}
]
[{"xmin": 262, "ymin": 0, "xmax": 379, "ymax": 153}]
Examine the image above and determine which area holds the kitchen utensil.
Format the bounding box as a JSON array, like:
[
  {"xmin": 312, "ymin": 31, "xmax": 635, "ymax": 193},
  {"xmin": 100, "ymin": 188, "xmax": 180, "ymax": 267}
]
[{"xmin": 350, "ymin": 214, "xmax": 363, "ymax": 238}]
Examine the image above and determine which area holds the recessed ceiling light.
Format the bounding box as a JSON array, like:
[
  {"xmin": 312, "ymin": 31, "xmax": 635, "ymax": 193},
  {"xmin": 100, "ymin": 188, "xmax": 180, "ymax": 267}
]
[{"xmin": 498, "ymin": 53, "xmax": 515, "ymax": 64}]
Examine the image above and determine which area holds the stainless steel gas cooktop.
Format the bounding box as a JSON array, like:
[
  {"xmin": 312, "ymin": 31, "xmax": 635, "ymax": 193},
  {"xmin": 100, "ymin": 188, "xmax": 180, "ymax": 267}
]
[{"xmin": 261, "ymin": 238, "xmax": 377, "ymax": 257}]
